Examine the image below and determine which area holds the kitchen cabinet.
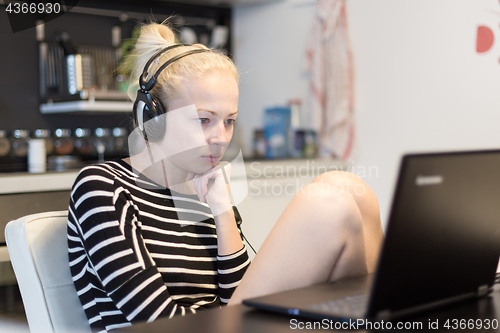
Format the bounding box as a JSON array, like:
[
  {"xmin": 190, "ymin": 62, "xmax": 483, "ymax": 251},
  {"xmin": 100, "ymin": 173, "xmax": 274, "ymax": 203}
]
[
  {"xmin": 0, "ymin": 171, "xmax": 79, "ymax": 243},
  {"xmin": 0, "ymin": 170, "xmax": 79, "ymax": 285}
]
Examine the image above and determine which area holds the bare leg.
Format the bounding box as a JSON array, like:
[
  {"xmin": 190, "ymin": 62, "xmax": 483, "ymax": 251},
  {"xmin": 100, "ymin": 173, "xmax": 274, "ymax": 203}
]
[{"xmin": 229, "ymin": 171, "xmax": 384, "ymax": 305}]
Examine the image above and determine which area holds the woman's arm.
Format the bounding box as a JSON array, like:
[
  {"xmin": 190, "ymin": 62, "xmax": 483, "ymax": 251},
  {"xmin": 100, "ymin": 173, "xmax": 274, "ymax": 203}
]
[
  {"xmin": 213, "ymin": 206, "xmax": 244, "ymax": 255},
  {"xmin": 189, "ymin": 164, "xmax": 250, "ymax": 303}
]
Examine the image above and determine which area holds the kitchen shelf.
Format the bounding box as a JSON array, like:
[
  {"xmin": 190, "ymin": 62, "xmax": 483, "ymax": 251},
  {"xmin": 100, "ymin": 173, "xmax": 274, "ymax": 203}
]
[{"xmin": 40, "ymin": 100, "xmax": 133, "ymax": 114}]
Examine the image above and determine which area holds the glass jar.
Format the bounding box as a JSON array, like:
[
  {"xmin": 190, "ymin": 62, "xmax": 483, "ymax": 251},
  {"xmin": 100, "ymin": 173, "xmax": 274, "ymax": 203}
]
[
  {"xmin": 0, "ymin": 130, "xmax": 10, "ymax": 157},
  {"xmin": 112, "ymin": 127, "xmax": 128, "ymax": 156},
  {"xmin": 302, "ymin": 130, "xmax": 318, "ymax": 158},
  {"xmin": 11, "ymin": 129, "xmax": 30, "ymax": 157},
  {"xmin": 74, "ymin": 128, "xmax": 93, "ymax": 156},
  {"xmin": 34, "ymin": 129, "xmax": 54, "ymax": 155},
  {"xmin": 253, "ymin": 129, "xmax": 266, "ymax": 159},
  {"xmin": 54, "ymin": 128, "xmax": 75, "ymax": 155},
  {"xmin": 94, "ymin": 128, "xmax": 115, "ymax": 156}
]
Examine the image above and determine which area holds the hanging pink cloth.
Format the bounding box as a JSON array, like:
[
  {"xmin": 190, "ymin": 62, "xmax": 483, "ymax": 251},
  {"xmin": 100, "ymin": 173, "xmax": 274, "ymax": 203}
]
[{"xmin": 306, "ymin": 0, "xmax": 356, "ymax": 162}]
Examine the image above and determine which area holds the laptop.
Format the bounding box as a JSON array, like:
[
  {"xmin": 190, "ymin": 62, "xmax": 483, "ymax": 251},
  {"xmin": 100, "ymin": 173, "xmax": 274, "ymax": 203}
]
[{"xmin": 243, "ymin": 150, "xmax": 500, "ymax": 322}]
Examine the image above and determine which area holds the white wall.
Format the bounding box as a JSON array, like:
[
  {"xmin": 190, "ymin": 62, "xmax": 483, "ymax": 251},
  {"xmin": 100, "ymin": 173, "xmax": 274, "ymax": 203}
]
[
  {"xmin": 232, "ymin": 0, "xmax": 316, "ymax": 155},
  {"xmin": 348, "ymin": 0, "xmax": 500, "ymax": 227},
  {"xmin": 234, "ymin": 0, "xmax": 500, "ymax": 229}
]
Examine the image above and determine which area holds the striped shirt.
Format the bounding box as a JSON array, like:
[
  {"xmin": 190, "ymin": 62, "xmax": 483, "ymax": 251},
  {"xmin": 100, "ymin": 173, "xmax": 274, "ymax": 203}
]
[{"xmin": 67, "ymin": 159, "xmax": 250, "ymax": 332}]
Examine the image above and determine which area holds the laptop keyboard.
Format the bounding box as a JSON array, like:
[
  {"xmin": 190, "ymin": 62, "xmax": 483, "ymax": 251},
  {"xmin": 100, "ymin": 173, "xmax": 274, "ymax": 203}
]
[{"xmin": 307, "ymin": 294, "xmax": 369, "ymax": 318}]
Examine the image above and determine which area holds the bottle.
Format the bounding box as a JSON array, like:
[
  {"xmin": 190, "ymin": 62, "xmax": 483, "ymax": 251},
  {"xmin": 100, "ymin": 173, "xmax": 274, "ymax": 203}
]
[
  {"xmin": 94, "ymin": 128, "xmax": 114, "ymax": 162},
  {"xmin": 11, "ymin": 129, "xmax": 30, "ymax": 157},
  {"xmin": 54, "ymin": 128, "xmax": 74, "ymax": 155},
  {"xmin": 287, "ymin": 99, "xmax": 304, "ymax": 158},
  {"xmin": 252, "ymin": 129, "xmax": 266, "ymax": 159},
  {"xmin": 302, "ymin": 130, "xmax": 318, "ymax": 158},
  {"xmin": 28, "ymin": 137, "xmax": 46, "ymax": 173},
  {"xmin": 0, "ymin": 130, "xmax": 10, "ymax": 157},
  {"xmin": 34, "ymin": 129, "xmax": 54, "ymax": 155}
]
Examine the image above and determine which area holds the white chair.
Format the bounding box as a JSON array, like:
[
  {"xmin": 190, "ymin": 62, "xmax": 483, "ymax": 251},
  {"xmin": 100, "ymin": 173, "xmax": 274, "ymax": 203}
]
[{"xmin": 5, "ymin": 210, "xmax": 91, "ymax": 333}]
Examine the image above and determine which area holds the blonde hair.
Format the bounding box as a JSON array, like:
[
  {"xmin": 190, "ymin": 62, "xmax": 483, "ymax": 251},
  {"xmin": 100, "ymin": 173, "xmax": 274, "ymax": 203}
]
[{"xmin": 122, "ymin": 21, "xmax": 239, "ymax": 110}]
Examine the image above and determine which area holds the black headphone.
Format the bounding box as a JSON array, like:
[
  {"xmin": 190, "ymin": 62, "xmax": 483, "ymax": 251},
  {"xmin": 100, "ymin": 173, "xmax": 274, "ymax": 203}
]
[{"xmin": 133, "ymin": 44, "xmax": 210, "ymax": 142}]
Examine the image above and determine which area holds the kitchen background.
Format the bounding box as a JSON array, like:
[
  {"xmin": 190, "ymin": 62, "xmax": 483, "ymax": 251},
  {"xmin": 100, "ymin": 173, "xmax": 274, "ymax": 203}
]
[
  {"xmin": 3, "ymin": 0, "xmax": 499, "ymax": 227},
  {"xmin": 0, "ymin": 0, "xmax": 235, "ymax": 172},
  {"xmin": 1, "ymin": 0, "xmax": 500, "ymax": 326}
]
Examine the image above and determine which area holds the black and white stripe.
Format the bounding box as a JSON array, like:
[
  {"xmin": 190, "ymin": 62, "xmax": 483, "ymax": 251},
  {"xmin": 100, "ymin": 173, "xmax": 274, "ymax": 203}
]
[{"xmin": 68, "ymin": 160, "xmax": 250, "ymax": 332}]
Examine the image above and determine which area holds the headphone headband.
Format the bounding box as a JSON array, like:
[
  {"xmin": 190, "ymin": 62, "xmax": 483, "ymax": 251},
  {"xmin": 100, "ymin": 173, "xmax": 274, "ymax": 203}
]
[{"xmin": 139, "ymin": 45, "xmax": 210, "ymax": 91}]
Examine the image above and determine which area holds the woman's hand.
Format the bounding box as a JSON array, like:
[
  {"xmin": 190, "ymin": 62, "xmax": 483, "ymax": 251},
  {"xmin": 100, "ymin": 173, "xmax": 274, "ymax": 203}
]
[
  {"xmin": 188, "ymin": 162, "xmax": 232, "ymax": 217},
  {"xmin": 189, "ymin": 162, "xmax": 243, "ymax": 256}
]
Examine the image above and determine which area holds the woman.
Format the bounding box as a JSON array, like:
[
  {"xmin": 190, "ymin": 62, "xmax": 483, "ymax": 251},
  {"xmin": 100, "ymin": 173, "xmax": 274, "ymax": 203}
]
[{"xmin": 68, "ymin": 21, "xmax": 384, "ymax": 332}]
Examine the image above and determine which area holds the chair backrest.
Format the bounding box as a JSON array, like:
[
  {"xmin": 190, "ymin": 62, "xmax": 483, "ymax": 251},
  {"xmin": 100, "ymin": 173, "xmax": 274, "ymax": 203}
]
[{"xmin": 5, "ymin": 211, "xmax": 91, "ymax": 333}]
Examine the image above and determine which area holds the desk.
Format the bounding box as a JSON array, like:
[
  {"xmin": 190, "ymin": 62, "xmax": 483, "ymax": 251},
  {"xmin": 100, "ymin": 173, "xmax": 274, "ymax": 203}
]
[{"xmin": 118, "ymin": 286, "xmax": 500, "ymax": 332}]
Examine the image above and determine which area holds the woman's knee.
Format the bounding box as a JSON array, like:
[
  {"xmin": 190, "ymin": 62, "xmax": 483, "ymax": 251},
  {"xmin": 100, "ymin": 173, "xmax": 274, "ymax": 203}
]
[
  {"xmin": 292, "ymin": 179, "xmax": 365, "ymax": 236},
  {"xmin": 313, "ymin": 172, "xmax": 379, "ymax": 215},
  {"xmin": 310, "ymin": 171, "xmax": 382, "ymax": 241},
  {"xmin": 313, "ymin": 171, "xmax": 368, "ymax": 195}
]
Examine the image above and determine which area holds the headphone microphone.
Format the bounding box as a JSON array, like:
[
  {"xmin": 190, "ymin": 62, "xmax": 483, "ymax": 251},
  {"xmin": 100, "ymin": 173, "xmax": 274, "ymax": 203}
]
[{"xmin": 133, "ymin": 44, "xmax": 210, "ymax": 142}]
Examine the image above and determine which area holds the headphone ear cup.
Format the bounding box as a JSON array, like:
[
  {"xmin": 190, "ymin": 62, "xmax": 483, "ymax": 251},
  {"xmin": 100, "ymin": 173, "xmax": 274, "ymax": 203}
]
[
  {"xmin": 134, "ymin": 90, "xmax": 166, "ymax": 143},
  {"xmin": 133, "ymin": 97, "xmax": 145, "ymax": 133},
  {"xmin": 143, "ymin": 94, "xmax": 166, "ymax": 143}
]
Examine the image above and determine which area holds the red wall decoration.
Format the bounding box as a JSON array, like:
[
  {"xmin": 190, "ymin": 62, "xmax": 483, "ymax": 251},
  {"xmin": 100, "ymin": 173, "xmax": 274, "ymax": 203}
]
[
  {"xmin": 476, "ymin": 26, "xmax": 494, "ymax": 53},
  {"xmin": 476, "ymin": 1, "xmax": 500, "ymax": 62}
]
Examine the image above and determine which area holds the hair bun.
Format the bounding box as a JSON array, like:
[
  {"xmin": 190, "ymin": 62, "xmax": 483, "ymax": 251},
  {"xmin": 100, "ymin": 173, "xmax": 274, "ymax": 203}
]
[{"xmin": 135, "ymin": 22, "xmax": 176, "ymax": 54}]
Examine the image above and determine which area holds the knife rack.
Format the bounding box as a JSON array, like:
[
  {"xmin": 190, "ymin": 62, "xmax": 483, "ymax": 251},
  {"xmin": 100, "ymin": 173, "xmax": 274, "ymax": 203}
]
[{"xmin": 39, "ymin": 43, "xmax": 127, "ymax": 103}]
